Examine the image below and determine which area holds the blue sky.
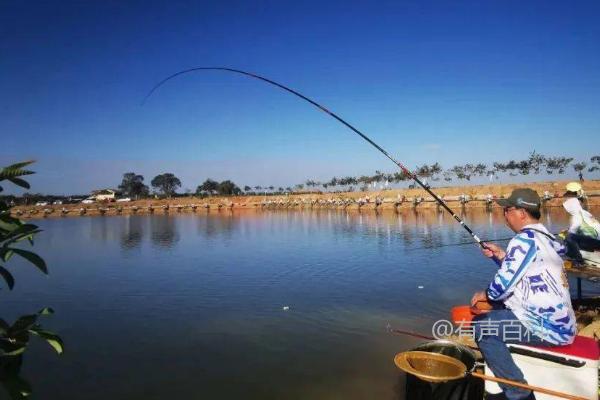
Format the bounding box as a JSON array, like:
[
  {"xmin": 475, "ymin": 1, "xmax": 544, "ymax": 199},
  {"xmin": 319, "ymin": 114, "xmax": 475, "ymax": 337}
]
[{"xmin": 1, "ymin": 0, "xmax": 599, "ymax": 194}]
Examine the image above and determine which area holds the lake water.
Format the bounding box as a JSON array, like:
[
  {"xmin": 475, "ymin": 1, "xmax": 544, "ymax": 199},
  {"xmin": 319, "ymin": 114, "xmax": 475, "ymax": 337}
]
[{"xmin": 2, "ymin": 208, "xmax": 598, "ymax": 399}]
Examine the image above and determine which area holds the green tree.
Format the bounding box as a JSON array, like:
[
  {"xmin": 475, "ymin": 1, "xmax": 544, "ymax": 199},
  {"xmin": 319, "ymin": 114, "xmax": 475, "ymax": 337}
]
[
  {"xmin": 118, "ymin": 172, "xmax": 149, "ymax": 199},
  {"xmin": 196, "ymin": 179, "xmax": 219, "ymax": 196},
  {"xmin": 217, "ymin": 180, "xmax": 242, "ymax": 195},
  {"xmin": 151, "ymin": 173, "xmax": 181, "ymax": 197}
]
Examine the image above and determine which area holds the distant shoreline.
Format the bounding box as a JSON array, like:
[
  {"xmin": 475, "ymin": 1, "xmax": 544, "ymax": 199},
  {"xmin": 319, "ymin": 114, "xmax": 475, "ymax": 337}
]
[{"xmin": 11, "ymin": 179, "xmax": 600, "ymax": 219}]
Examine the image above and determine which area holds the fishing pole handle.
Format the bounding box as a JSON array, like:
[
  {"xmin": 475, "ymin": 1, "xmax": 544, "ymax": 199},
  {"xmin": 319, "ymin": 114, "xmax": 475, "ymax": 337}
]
[
  {"xmin": 475, "ymin": 236, "xmax": 503, "ymax": 266},
  {"xmin": 470, "ymin": 371, "xmax": 589, "ymax": 400}
]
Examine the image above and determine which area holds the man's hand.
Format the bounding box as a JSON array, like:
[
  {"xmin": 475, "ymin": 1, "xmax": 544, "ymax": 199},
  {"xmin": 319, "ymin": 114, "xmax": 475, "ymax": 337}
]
[
  {"xmin": 470, "ymin": 291, "xmax": 488, "ymax": 307},
  {"xmin": 482, "ymin": 242, "xmax": 506, "ymax": 261}
]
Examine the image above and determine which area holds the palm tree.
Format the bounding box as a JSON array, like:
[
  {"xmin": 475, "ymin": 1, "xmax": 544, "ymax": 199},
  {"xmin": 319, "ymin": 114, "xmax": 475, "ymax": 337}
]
[
  {"xmin": 528, "ymin": 151, "xmax": 545, "ymax": 174},
  {"xmin": 588, "ymin": 156, "xmax": 600, "ymax": 173},
  {"xmin": 544, "ymin": 156, "xmax": 572, "ymax": 174},
  {"xmin": 573, "ymin": 162, "xmax": 587, "ymax": 180}
]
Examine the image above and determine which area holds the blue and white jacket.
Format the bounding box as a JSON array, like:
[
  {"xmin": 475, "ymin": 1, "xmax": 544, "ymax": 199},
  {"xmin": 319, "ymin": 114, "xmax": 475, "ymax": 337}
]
[{"xmin": 486, "ymin": 223, "xmax": 576, "ymax": 345}]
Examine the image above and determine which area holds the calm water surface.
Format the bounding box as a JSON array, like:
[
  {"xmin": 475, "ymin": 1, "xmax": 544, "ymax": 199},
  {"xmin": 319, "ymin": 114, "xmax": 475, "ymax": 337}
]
[{"xmin": 3, "ymin": 208, "xmax": 598, "ymax": 399}]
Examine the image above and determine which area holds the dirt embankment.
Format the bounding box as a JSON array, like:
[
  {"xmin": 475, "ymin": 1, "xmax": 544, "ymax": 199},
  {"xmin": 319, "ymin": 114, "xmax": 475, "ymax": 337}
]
[{"xmin": 11, "ymin": 179, "xmax": 600, "ymax": 219}]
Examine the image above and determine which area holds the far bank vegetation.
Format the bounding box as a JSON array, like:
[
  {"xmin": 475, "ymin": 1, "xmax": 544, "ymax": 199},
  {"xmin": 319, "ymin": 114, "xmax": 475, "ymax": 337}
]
[{"xmin": 4, "ymin": 152, "xmax": 600, "ymax": 205}]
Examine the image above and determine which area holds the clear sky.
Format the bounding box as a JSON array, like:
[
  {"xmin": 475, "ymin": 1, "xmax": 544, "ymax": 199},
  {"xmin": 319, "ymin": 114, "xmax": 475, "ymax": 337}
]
[{"xmin": 1, "ymin": 0, "xmax": 599, "ymax": 194}]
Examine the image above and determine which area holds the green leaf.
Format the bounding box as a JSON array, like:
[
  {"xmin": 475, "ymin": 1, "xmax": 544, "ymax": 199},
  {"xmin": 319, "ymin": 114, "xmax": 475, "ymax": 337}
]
[
  {"xmin": 0, "ymin": 265, "xmax": 15, "ymax": 289},
  {"xmin": 0, "ymin": 249, "xmax": 14, "ymax": 262},
  {"xmin": 0, "ymin": 218, "xmax": 22, "ymax": 233},
  {"xmin": 9, "ymin": 248, "xmax": 47, "ymax": 274},
  {"xmin": 0, "ymin": 212, "xmax": 20, "ymax": 223},
  {"xmin": 6, "ymin": 178, "xmax": 30, "ymax": 190},
  {"xmin": 9, "ymin": 315, "xmax": 38, "ymax": 334},
  {"xmin": 0, "ymin": 168, "xmax": 34, "ymax": 180},
  {"xmin": 3, "ymin": 223, "xmax": 38, "ymax": 237},
  {"xmin": 4, "ymin": 160, "xmax": 35, "ymax": 170},
  {"xmin": 38, "ymin": 307, "xmax": 54, "ymax": 316},
  {"xmin": 4, "ymin": 231, "xmax": 42, "ymax": 246},
  {"xmin": 29, "ymin": 328, "xmax": 64, "ymax": 355},
  {"xmin": 1, "ymin": 345, "xmax": 27, "ymax": 357},
  {"xmin": 2, "ymin": 226, "xmax": 42, "ymax": 246},
  {"xmin": 0, "ymin": 161, "xmax": 35, "ymax": 181}
]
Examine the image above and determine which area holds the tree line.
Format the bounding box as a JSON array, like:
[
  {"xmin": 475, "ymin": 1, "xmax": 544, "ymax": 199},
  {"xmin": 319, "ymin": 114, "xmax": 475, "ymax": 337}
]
[
  {"xmin": 4, "ymin": 153, "xmax": 598, "ymax": 203},
  {"xmin": 118, "ymin": 173, "xmax": 244, "ymax": 198},
  {"xmin": 287, "ymin": 153, "xmax": 598, "ymax": 193},
  {"xmin": 115, "ymin": 152, "xmax": 598, "ymax": 198}
]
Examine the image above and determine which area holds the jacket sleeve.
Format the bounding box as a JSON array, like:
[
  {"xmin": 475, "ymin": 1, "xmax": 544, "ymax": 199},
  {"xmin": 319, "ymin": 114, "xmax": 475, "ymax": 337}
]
[{"xmin": 487, "ymin": 234, "xmax": 537, "ymax": 301}]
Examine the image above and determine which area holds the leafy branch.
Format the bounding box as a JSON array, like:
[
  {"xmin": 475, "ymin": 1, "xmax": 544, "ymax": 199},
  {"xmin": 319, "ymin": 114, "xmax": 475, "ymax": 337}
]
[{"xmin": 1, "ymin": 161, "xmax": 63, "ymax": 399}]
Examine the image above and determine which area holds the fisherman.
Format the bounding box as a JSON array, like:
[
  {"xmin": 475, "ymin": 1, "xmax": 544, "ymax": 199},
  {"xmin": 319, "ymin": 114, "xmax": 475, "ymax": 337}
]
[
  {"xmin": 471, "ymin": 188, "xmax": 576, "ymax": 400},
  {"xmin": 562, "ymin": 196, "xmax": 600, "ymax": 265}
]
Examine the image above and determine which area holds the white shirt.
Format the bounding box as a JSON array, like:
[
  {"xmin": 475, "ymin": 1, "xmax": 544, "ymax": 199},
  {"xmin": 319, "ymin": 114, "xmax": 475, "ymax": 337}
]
[
  {"xmin": 563, "ymin": 197, "xmax": 600, "ymax": 238},
  {"xmin": 486, "ymin": 223, "xmax": 576, "ymax": 345}
]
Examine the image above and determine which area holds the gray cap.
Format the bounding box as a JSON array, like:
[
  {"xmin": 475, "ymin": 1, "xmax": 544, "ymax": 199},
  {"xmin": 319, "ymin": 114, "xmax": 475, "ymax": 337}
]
[{"xmin": 496, "ymin": 188, "xmax": 541, "ymax": 210}]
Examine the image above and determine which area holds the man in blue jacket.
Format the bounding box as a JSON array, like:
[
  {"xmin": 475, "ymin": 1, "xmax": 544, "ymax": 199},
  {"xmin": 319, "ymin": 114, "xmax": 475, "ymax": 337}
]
[{"xmin": 471, "ymin": 188, "xmax": 576, "ymax": 400}]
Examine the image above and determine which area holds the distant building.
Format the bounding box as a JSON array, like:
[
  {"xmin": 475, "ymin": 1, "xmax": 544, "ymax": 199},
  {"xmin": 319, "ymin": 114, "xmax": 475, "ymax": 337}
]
[{"xmin": 91, "ymin": 189, "xmax": 117, "ymax": 201}]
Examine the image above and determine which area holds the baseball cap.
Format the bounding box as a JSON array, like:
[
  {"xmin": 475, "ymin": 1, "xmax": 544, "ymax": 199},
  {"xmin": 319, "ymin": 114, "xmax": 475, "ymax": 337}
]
[{"xmin": 496, "ymin": 188, "xmax": 541, "ymax": 210}]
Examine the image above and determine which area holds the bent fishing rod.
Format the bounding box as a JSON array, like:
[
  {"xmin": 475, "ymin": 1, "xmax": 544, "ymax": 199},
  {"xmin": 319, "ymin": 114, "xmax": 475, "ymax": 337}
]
[{"xmin": 143, "ymin": 67, "xmax": 500, "ymax": 265}]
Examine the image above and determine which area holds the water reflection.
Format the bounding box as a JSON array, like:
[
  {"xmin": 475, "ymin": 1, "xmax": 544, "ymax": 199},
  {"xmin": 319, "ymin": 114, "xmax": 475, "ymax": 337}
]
[
  {"xmin": 197, "ymin": 212, "xmax": 237, "ymax": 240},
  {"xmin": 90, "ymin": 216, "xmax": 110, "ymax": 242},
  {"xmin": 150, "ymin": 216, "xmax": 180, "ymax": 249},
  {"xmin": 119, "ymin": 216, "xmax": 144, "ymax": 250}
]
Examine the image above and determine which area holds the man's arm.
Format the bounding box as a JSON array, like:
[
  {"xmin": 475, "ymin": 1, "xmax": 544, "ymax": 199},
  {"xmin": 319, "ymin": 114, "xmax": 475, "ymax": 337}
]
[{"xmin": 486, "ymin": 235, "xmax": 536, "ymax": 301}]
